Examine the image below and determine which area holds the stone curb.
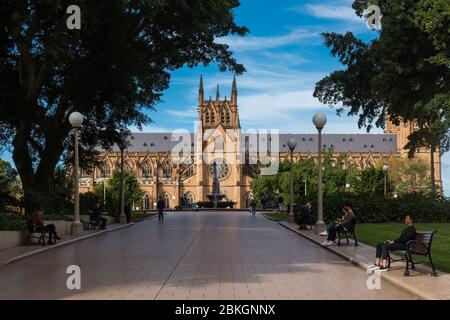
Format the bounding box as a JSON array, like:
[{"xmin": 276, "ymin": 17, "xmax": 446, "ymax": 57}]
[
  {"xmin": 1, "ymin": 223, "xmax": 135, "ymax": 267},
  {"xmin": 274, "ymin": 219, "xmax": 443, "ymax": 300}
]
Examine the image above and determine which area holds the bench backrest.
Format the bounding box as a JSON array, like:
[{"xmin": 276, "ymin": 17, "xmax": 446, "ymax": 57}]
[
  {"xmin": 26, "ymin": 218, "xmax": 35, "ymax": 232},
  {"xmin": 344, "ymin": 216, "xmax": 357, "ymax": 232},
  {"xmin": 411, "ymin": 231, "xmax": 435, "ymax": 254}
]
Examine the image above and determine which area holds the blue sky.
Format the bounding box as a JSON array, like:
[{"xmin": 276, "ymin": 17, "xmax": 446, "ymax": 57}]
[
  {"xmin": 143, "ymin": 0, "xmax": 449, "ymax": 195},
  {"xmin": 1, "ymin": 0, "xmax": 448, "ymax": 195}
]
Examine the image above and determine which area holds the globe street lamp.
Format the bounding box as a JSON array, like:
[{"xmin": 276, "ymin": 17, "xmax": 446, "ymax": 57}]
[
  {"xmin": 345, "ymin": 183, "xmax": 351, "ymax": 190},
  {"xmin": 383, "ymin": 164, "xmax": 389, "ymax": 196},
  {"xmin": 118, "ymin": 142, "xmax": 127, "ymax": 224},
  {"xmin": 287, "ymin": 137, "xmax": 297, "ymax": 223},
  {"xmin": 69, "ymin": 112, "xmax": 84, "ymax": 235},
  {"xmin": 313, "ymin": 112, "xmax": 327, "ymax": 233}
]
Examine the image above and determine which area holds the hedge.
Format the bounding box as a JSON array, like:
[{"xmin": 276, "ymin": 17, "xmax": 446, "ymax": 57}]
[
  {"xmin": 305, "ymin": 193, "xmax": 450, "ymax": 223},
  {"xmin": 0, "ymin": 213, "xmax": 27, "ymax": 231}
]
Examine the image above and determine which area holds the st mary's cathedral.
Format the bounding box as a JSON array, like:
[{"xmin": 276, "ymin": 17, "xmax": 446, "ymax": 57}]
[{"xmin": 79, "ymin": 77, "xmax": 442, "ymax": 209}]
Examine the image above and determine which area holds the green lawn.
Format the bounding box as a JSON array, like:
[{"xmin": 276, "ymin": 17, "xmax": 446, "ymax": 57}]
[
  {"xmin": 264, "ymin": 211, "xmax": 288, "ymax": 221},
  {"xmin": 130, "ymin": 211, "xmax": 156, "ymax": 222},
  {"xmin": 357, "ymin": 223, "xmax": 450, "ymax": 273}
]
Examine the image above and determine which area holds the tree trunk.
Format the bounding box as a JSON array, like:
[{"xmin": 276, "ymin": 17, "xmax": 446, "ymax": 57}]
[{"xmin": 12, "ymin": 123, "xmax": 68, "ymax": 215}]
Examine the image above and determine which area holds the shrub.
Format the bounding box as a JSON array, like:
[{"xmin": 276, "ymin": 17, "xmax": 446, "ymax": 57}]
[
  {"xmin": 313, "ymin": 192, "xmax": 450, "ymax": 224},
  {"xmin": 0, "ymin": 213, "xmax": 27, "ymax": 231}
]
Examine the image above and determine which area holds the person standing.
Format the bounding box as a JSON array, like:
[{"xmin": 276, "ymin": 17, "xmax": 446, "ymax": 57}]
[
  {"xmin": 277, "ymin": 195, "xmax": 284, "ymax": 212},
  {"xmin": 250, "ymin": 197, "xmax": 257, "ymax": 215},
  {"xmin": 298, "ymin": 201, "xmax": 314, "ymax": 230},
  {"xmin": 261, "ymin": 194, "xmax": 267, "ymax": 211},
  {"xmin": 157, "ymin": 196, "xmax": 165, "ymax": 221}
]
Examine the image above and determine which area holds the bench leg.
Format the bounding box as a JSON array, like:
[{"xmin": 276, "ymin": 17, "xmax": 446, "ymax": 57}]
[
  {"xmin": 39, "ymin": 232, "xmax": 46, "ymax": 246},
  {"xmin": 353, "ymin": 232, "xmax": 358, "ymax": 246},
  {"xmin": 404, "ymin": 253, "xmax": 411, "ymax": 276},
  {"xmin": 428, "ymin": 254, "xmax": 438, "ymax": 277},
  {"xmin": 409, "ymin": 255, "xmax": 416, "ymax": 270},
  {"xmin": 337, "ymin": 234, "xmax": 341, "ymax": 246}
]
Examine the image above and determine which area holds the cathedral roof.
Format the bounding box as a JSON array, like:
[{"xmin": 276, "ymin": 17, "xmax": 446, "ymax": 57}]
[{"xmin": 109, "ymin": 132, "xmax": 397, "ymax": 154}]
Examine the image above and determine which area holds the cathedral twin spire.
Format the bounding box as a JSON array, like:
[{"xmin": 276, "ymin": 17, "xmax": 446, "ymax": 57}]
[
  {"xmin": 198, "ymin": 75, "xmax": 238, "ymax": 107},
  {"xmin": 198, "ymin": 75, "xmax": 240, "ymax": 129}
]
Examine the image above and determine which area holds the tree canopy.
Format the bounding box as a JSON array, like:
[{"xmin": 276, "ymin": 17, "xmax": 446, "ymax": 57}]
[
  {"xmin": 313, "ymin": 0, "xmax": 449, "ymax": 194},
  {"xmin": 0, "ymin": 0, "xmax": 248, "ymax": 212}
]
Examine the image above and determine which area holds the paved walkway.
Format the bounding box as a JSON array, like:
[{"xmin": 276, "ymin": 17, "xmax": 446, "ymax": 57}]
[
  {"xmin": 0, "ymin": 211, "xmax": 413, "ymax": 300},
  {"xmin": 0, "ymin": 223, "xmax": 133, "ymax": 267},
  {"xmin": 278, "ymin": 220, "xmax": 450, "ymax": 300}
]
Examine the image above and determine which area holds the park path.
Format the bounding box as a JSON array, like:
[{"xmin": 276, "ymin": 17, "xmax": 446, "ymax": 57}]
[{"xmin": 0, "ymin": 211, "xmax": 413, "ymax": 299}]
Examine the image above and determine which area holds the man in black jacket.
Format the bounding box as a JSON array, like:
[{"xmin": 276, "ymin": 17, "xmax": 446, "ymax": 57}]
[
  {"xmin": 90, "ymin": 202, "xmax": 107, "ymax": 230},
  {"xmin": 157, "ymin": 197, "xmax": 165, "ymax": 221},
  {"xmin": 368, "ymin": 214, "xmax": 417, "ymax": 272},
  {"xmin": 298, "ymin": 201, "xmax": 314, "ymax": 230}
]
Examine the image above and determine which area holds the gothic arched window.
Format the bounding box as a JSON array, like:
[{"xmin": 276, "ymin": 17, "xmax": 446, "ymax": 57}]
[
  {"xmin": 210, "ymin": 109, "xmax": 215, "ymax": 124},
  {"xmin": 205, "ymin": 110, "xmax": 210, "ymax": 125},
  {"xmin": 143, "ymin": 194, "xmax": 151, "ymax": 210},
  {"xmin": 101, "ymin": 163, "xmax": 110, "ymax": 177},
  {"xmin": 160, "ymin": 193, "xmax": 170, "ymax": 209},
  {"xmin": 215, "ymin": 136, "xmax": 224, "ymax": 151},
  {"xmin": 226, "ymin": 110, "xmax": 231, "ymax": 125},
  {"xmin": 141, "ymin": 162, "xmax": 153, "ymax": 178},
  {"xmin": 163, "ymin": 162, "xmax": 172, "ymax": 178}
]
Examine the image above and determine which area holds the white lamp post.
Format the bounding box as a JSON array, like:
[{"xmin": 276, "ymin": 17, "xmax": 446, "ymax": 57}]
[
  {"xmin": 119, "ymin": 144, "xmax": 127, "ymax": 224},
  {"xmin": 69, "ymin": 112, "xmax": 84, "ymax": 235},
  {"xmin": 303, "ymin": 179, "xmax": 307, "ymax": 197},
  {"xmin": 313, "ymin": 112, "xmax": 327, "ymax": 233},
  {"xmin": 287, "ymin": 137, "xmax": 297, "ymax": 223},
  {"xmin": 383, "ymin": 164, "xmax": 389, "ymax": 196},
  {"xmin": 345, "ymin": 183, "xmax": 351, "ymax": 190}
]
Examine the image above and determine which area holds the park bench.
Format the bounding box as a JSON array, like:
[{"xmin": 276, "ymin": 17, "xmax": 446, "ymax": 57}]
[
  {"xmin": 388, "ymin": 230, "xmax": 438, "ymax": 277},
  {"xmin": 81, "ymin": 210, "xmax": 103, "ymax": 230},
  {"xmin": 337, "ymin": 217, "xmax": 358, "ymax": 246},
  {"xmin": 294, "ymin": 210, "xmax": 316, "ymax": 230},
  {"xmin": 26, "ymin": 219, "xmax": 49, "ymax": 245}
]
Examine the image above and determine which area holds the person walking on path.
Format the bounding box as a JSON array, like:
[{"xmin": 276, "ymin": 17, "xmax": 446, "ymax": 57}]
[
  {"xmin": 250, "ymin": 197, "xmax": 257, "ymax": 215},
  {"xmin": 277, "ymin": 195, "xmax": 284, "ymax": 212},
  {"xmin": 157, "ymin": 197, "xmax": 165, "ymax": 221}
]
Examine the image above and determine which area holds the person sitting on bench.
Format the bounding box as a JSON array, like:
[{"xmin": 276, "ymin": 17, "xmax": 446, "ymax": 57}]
[
  {"xmin": 31, "ymin": 207, "xmax": 61, "ymax": 245},
  {"xmin": 321, "ymin": 202, "xmax": 355, "ymax": 246},
  {"xmin": 90, "ymin": 202, "xmax": 107, "ymax": 230},
  {"xmin": 368, "ymin": 213, "xmax": 416, "ymax": 272},
  {"xmin": 298, "ymin": 201, "xmax": 314, "ymax": 230}
]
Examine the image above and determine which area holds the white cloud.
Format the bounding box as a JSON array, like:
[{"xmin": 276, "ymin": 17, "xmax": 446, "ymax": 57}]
[
  {"xmin": 130, "ymin": 125, "xmax": 173, "ymax": 133},
  {"xmin": 304, "ymin": 4, "xmax": 362, "ymax": 22},
  {"xmin": 166, "ymin": 107, "xmax": 197, "ymax": 119},
  {"xmin": 220, "ymin": 28, "xmax": 319, "ymax": 52}
]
